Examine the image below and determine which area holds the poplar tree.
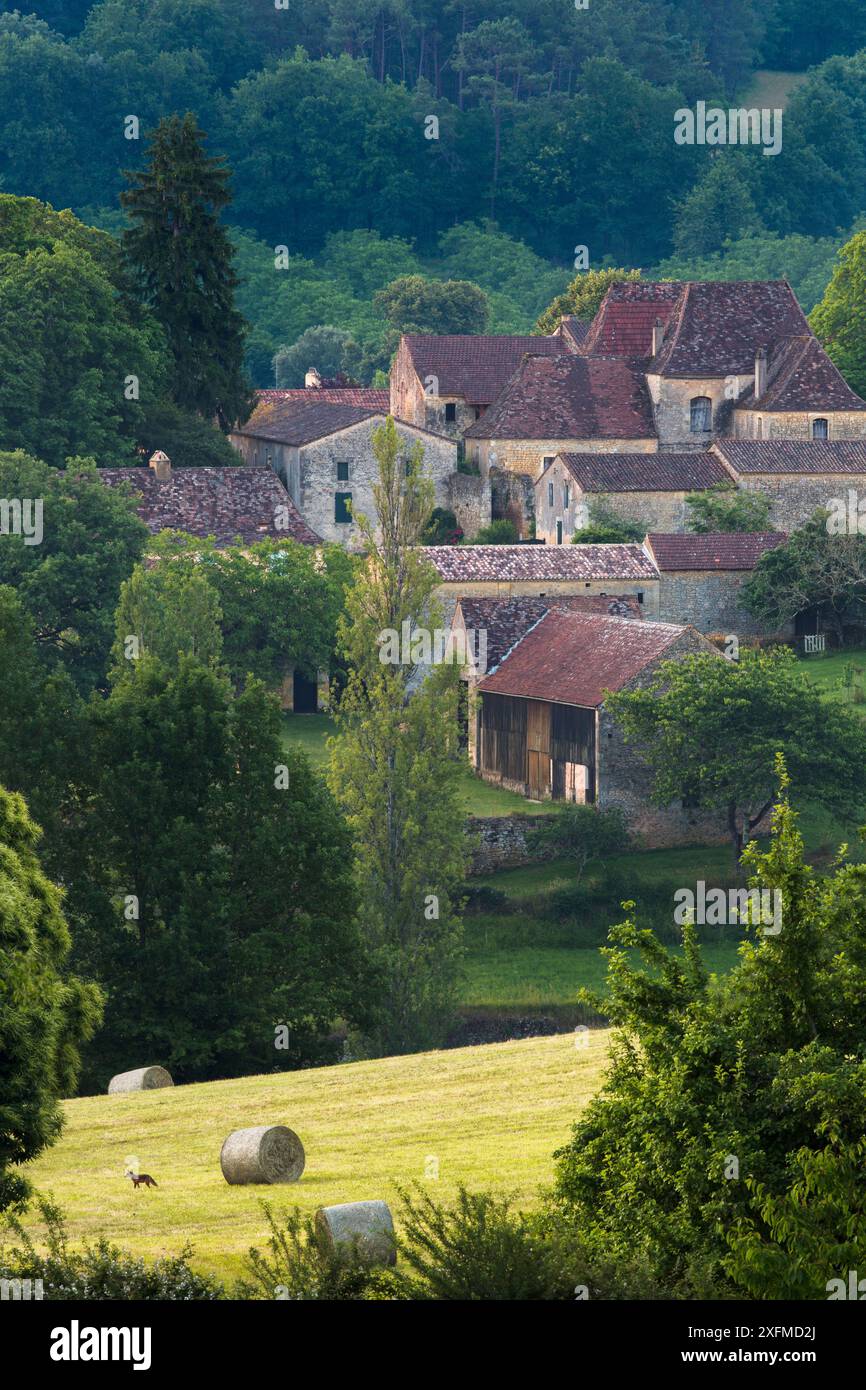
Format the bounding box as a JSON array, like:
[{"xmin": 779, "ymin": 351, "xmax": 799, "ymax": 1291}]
[
  {"xmin": 328, "ymin": 417, "xmax": 468, "ymax": 1055},
  {"xmin": 121, "ymin": 113, "xmax": 253, "ymax": 430}
]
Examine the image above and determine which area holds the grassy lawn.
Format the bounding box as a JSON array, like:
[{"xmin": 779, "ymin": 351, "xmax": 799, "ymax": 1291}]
[
  {"xmin": 20, "ymin": 1032, "xmax": 609, "ymax": 1284},
  {"xmin": 800, "ymin": 646, "xmax": 866, "ymax": 709}
]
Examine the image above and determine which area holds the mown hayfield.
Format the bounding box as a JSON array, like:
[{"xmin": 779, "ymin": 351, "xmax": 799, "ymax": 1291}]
[{"xmin": 18, "ymin": 1031, "xmax": 610, "ymax": 1284}]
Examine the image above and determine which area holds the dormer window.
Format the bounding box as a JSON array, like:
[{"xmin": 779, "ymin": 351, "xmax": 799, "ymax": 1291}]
[
  {"xmin": 690, "ymin": 396, "xmax": 712, "ymax": 432},
  {"xmin": 812, "ymin": 417, "xmax": 829, "ymax": 440}
]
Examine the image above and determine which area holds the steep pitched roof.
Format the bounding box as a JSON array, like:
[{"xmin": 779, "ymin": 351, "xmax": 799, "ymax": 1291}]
[
  {"xmin": 645, "ymin": 531, "xmax": 786, "ymax": 572},
  {"xmin": 400, "ymin": 333, "xmax": 564, "ymax": 404},
  {"xmin": 455, "ymin": 593, "xmax": 641, "ymax": 673},
  {"xmin": 424, "ymin": 542, "xmax": 658, "ymax": 583},
  {"xmin": 555, "ymin": 316, "xmax": 589, "ymax": 350},
  {"xmin": 582, "ymin": 280, "xmax": 811, "ymax": 376},
  {"xmin": 713, "ymin": 439, "xmax": 866, "ymax": 474},
  {"xmin": 554, "ymin": 451, "xmax": 730, "ymax": 492},
  {"xmin": 735, "ymin": 335, "xmax": 866, "ymax": 412},
  {"xmin": 97, "ymin": 465, "xmax": 322, "ymax": 546},
  {"xmin": 235, "ymin": 398, "xmax": 380, "ymax": 445},
  {"xmin": 464, "ymin": 353, "xmax": 657, "ymax": 441},
  {"xmin": 477, "ymin": 609, "xmax": 692, "ymax": 707},
  {"xmin": 256, "ymin": 387, "xmax": 390, "ymax": 409}
]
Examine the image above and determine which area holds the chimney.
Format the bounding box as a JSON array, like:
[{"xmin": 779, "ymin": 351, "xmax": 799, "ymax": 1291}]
[
  {"xmin": 305, "ymin": 367, "xmax": 322, "ymax": 389},
  {"xmin": 148, "ymin": 450, "xmax": 171, "ymax": 482},
  {"xmin": 651, "ymin": 317, "xmax": 665, "ymax": 356},
  {"xmin": 754, "ymin": 347, "xmax": 768, "ymax": 401}
]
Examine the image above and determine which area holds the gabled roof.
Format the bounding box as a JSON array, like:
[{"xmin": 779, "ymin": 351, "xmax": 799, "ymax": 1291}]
[
  {"xmin": 477, "ymin": 609, "xmax": 693, "ymax": 707},
  {"xmin": 645, "ymin": 531, "xmax": 786, "ymax": 572},
  {"xmin": 454, "ymin": 593, "xmax": 641, "ymax": 674},
  {"xmin": 555, "ymin": 316, "xmax": 589, "ymax": 350},
  {"xmin": 553, "ymin": 451, "xmax": 730, "ymax": 493},
  {"xmin": 463, "ymin": 353, "xmax": 657, "ymax": 441},
  {"xmin": 735, "ymin": 335, "xmax": 866, "ymax": 412},
  {"xmin": 582, "ymin": 280, "xmax": 811, "ymax": 376},
  {"xmin": 235, "ymin": 398, "xmax": 380, "ymax": 445},
  {"xmin": 97, "ymin": 465, "xmax": 322, "ymax": 546},
  {"xmin": 424, "ymin": 542, "xmax": 658, "ymax": 583},
  {"xmin": 712, "ymin": 439, "xmax": 866, "ymax": 474},
  {"xmin": 256, "ymin": 387, "xmax": 390, "ymax": 409},
  {"xmin": 400, "ymin": 333, "xmax": 564, "ymax": 404}
]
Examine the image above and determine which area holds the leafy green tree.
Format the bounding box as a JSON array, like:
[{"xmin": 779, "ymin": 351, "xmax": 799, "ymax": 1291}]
[
  {"xmin": 0, "ymin": 784, "xmax": 103, "ymax": 1212},
  {"xmin": 112, "ymin": 561, "xmax": 224, "ymax": 677},
  {"xmin": 0, "ymin": 453, "xmax": 148, "ymax": 693},
  {"xmin": 554, "ymin": 766, "xmax": 866, "ymax": 1295},
  {"xmin": 810, "ymin": 228, "xmax": 866, "ymax": 399},
  {"xmin": 528, "ymin": 805, "xmax": 629, "ymax": 887},
  {"xmin": 686, "ymin": 483, "xmax": 772, "ymax": 534},
  {"xmin": 572, "ymin": 499, "xmax": 645, "ymax": 544},
  {"xmin": 122, "ymin": 113, "xmax": 253, "ymax": 430},
  {"xmin": 328, "ymin": 416, "xmax": 468, "ymax": 1055},
  {"xmin": 535, "ymin": 267, "xmax": 641, "ymax": 335},
  {"xmin": 672, "ymin": 153, "xmax": 763, "ymax": 259},
  {"xmin": 654, "ymin": 226, "xmax": 848, "ymax": 316},
  {"xmin": 138, "ymin": 399, "xmax": 241, "ymax": 468},
  {"xmin": 453, "ymin": 18, "xmax": 541, "ymax": 218},
  {"xmin": 374, "ymin": 275, "xmax": 489, "ymax": 336},
  {"xmin": 742, "ymin": 516, "xmax": 866, "ymax": 643},
  {"xmin": 274, "ymin": 326, "xmax": 355, "ymax": 388},
  {"xmin": 604, "ymin": 646, "xmax": 866, "ymax": 865}
]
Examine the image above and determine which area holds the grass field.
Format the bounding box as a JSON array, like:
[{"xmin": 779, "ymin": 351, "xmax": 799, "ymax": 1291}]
[
  {"xmin": 800, "ymin": 646, "xmax": 866, "ymax": 709},
  {"xmin": 18, "ymin": 1032, "xmax": 610, "ymax": 1284}
]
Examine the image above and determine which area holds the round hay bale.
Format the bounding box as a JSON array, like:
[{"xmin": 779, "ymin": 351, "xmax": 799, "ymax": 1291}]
[
  {"xmin": 220, "ymin": 1125, "xmax": 305, "ymax": 1185},
  {"xmin": 315, "ymin": 1200, "xmax": 396, "ymax": 1266},
  {"xmin": 107, "ymin": 1066, "xmax": 173, "ymax": 1094}
]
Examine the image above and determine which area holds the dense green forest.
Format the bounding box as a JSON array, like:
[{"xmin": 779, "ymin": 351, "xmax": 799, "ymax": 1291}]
[{"xmin": 3, "ymin": 0, "xmax": 866, "ymax": 385}]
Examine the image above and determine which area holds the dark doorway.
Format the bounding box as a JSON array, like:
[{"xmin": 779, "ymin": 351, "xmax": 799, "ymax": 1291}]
[
  {"xmin": 795, "ymin": 606, "xmax": 819, "ymax": 637},
  {"xmin": 293, "ymin": 670, "xmax": 319, "ymax": 713}
]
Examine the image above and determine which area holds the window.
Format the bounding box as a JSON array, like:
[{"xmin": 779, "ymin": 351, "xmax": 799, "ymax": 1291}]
[
  {"xmin": 404, "ymin": 459, "xmax": 412, "ymax": 477},
  {"xmin": 563, "ymin": 484, "xmax": 570, "ymax": 509},
  {"xmin": 547, "ymin": 481, "xmax": 554, "ymax": 507},
  {"xmin": 756, "ymin": 417, "xmax": 763, "ymax": 440},
  {"xmin": 812, "ymin": 417, "xmax": 829, "ymax": 440},
  {"xmin": 445, "ymin": 403, "xmax": 456, "ymax": 423},
  {"xmin": 336, "ymin": 461, "xmax": 349, "ymax": 482},
  {"xmin": 637, "ymin": 591, "xmax": 644, "ymax": 604},
  {"xmin": 690, "ymin": 396, "xmax": 712, "ymax": 432},
  {"xmin": 334, "ymin": 492, "xmax": 353, "ymax": 524},
  {"xmin": 556, "ymin": 519, "xmax": 563, "ymax": 545},
  {"xmin": 474, "ymin": 406, "xmax": 483, "ymax": 420},
  {"xmin": 542, "ymin": 455, "xmax": 555, "ymax": 469}
]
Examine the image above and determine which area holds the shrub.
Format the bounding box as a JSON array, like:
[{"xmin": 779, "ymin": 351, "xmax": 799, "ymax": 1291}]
[
  {"xmin": 467, "ymin": 519, "xmax": 518, "ymax": 545},
  {"xmin": 239, "ymin": 1202, "xmax": 403, "ymax": 1301}
]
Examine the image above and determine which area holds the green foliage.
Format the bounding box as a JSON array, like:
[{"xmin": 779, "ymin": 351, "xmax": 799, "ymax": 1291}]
[
  {"xmin": 421, "ymin": 507, "xmax": 462, "ymax": 545},
  {"xmin": 0, "ymin": 1198, "xmax": 223, "ymax": 1299},
  {"xmin": 374, "ymin": 274, "xmax": 489, "ymax": 336},
  {"xmin": 0, "ymin": 452, "xmax": 148, "ymax": 693},
  {"xmin": 112, "ymin": 561, "xmax": 224, "ymax": 676},
  {"xmin": 467, "ymin": 519, "xmax": 518, "ymax": 545},
  {"xmin": 528, "ymin": 805, "xmax": 630, "ymax": 887},
  {"xmin": 605, "ymin": 646, "xmax": 866, "ymax": 864},
  {"xmin": 122, "ymin": 113, "xmax": 253, "ymax": 429},
  {"xmin": 535, "ymin": 267, "xmax": 642, "ymax": 335},
  {"xmin": 572, "ymin": 498, "xmax": 646, "ymax": 544},
  {"xmin": 742, "ymin": 515, "xmax": 866, "ymax": 641},
  {"xmin": 0, "ymin": 786, "xmax": 103, "ymax": 1213},
  {"xmin": 554, "ymin": 768, "xmax": 866, "ymax": 1295},
  {"xmin": 241, "ymin": 1202, "xmax": 403, "ymax": 1302},
  {"xmin": 654, "ymin": 227, "xmax": 849, "ymax": 316},
  {"xmin": 672, "ymin": 153, "xmax": 763, "ymax": 259},
  {"xmin": 810, "ymin": 227, "xmax": 866, "ymax": 400},
  {"xmin": 686, "ymin": 483, "xmax": 773, "ymax": 534},
  {"xmin": 137, "ymin": 398, "xmax": 241, "ymax": 468},
  {"xmin": 274, "ymin": 325, "xmax": 355, "ymax": 388},
  {"xmin": 328, "ymin": 417, "xmax": 468, "ymax": 1055}
]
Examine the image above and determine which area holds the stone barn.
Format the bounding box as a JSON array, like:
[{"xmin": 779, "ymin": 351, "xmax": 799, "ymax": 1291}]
[
  {"xmin": 710, "ymin": 439, "xmax": 866, "ymax": 530},
  {"xmin": 644, "ymin": 531, "xmax": 790, "ymax": 637},
  {"xmin": 472, "ymin": 608, "xmax": 723, "ymax": 845}
]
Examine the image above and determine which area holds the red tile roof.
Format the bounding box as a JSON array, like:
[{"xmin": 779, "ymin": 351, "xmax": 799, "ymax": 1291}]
[
  {"xmin": 256, "ymin": 388, "xmax": 390, "ymax": 408},
  {"xmin": 424, "ymin": 542, "xmax": 658, "ymax": 583},
  {"xmin": 97, "ymin": 465, "xmax": 322, "ymax": 546},
  {"xmin": 736, "ymin": 335, "xmax": 866, "ymax": 412},
  {"xmin": 556, "ymin": 317, "xmax": 589, "ymax": 350},
  {"xmin": 236, "ymin": 398, "xmax": 380, "ymax": 445},
  {"xmin": 464, "ymin": 353, "xmax": 657, "ymax": 441},
  {"xmin": 583, "ymin": 280, "xmax": 811, "ymax": 376},
  {"xmin": 713, "ymin": 439, "xmax": 866, "ymax": 474},
  {"xmin": 555, "ymin": 451, "xmax": 730, "ymax": 492},
  {"xmin": 478, "ymin": 609, "xmax": 692, "ymax": 706},
  {"xmin": 645, "ymin": 531, "xmax": 786, "ymax": 571},
  {"xmin": 401, "ymin": 333, "xmax": 564, "ymax": 404},
  {"xmin": 455, "ymin": 594, "xmax": 642, "ymax": 672}
]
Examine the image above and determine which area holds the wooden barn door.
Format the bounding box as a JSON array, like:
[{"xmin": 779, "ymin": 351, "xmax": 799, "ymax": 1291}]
[{"xmin": 526, "ymin": 700, "xmax": 551, "ymax": 799}]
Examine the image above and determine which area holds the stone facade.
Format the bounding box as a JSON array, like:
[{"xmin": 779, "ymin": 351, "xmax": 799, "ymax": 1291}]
[
  {"xmin": 465, "ymin": 814, "xmax": 558, "ymax": 874},
  {"xmin": 731, "ymin": 409, "xmax": 866, "ymax": 442},
  {"xmin": 656, "ymin": 569, "xmax": 791, "ymax": 637},
  {"xmin": 535, "ymin": 457, "xmax": 689, "ymax": 541},
  {"xmin": 645, "ymin": 374, "xmax": 750, "ymax": 450},
  {"xmin": 446, "ymin": 472, "xmax": 492, "ymax": 538},
  {"xmin": 467, "ymin": 435, "xmax": 656, "ymax": 481},
  {"xmin": 490, "ymin": 465, "xmax": 536, "ymax": 536},
  {"xmin": 435, "ymin": 575, "xmax": 660, "ymax": 619},
  {"xmin": 736, "ymin": 471, "xmax": 866, "ymax": 530},
  {"xmin": 389, "ymin": 337, "xmax": 482, "ymax": 439}
]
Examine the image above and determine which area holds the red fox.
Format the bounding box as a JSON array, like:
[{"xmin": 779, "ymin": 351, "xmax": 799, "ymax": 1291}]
[{"xmin": 126, "ymin": 1171, "xmax": 158, "ymax": 1189}]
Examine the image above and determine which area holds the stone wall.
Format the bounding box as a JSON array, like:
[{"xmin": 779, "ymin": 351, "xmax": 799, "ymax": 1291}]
[
  {"xmin": 389, "ymin": 339, "xmax": 477, "ymax": 439},
  {"xmin": 436, "ymin": 577, "xmax": 661, "ymax": 620},
  {"xmin": 447, "ymin": 472, "xmax": 492, "ymax": 538},
  {"xmin": 468, "ymin": 435, "xmax": 657, "ymax": 481},
  {"xmin": 466, "ymin": 814, "xmax": 558, "ymax": 874},
  {"xmin": 737, "ymin": 472, "xmax": 866, "ymax": 530},
  {"xmin": 646, "ymin": 373, "xmax": 751, "ymax": 450},
  {"xmin": 534, "ymin": 459, "xmax": 691, "ymax": 540},
  {"xmin": 490, "ymin": 465, "xmax": 535, "ymax": 535},
  {"xmin": 299, "ymin": 418, "xmax": 457, "ymax": 546},
  {"xmin": 731, "ymin": 409, "xmax": 866, "ymax": 442},
  {"xmin": 656, "ymin": 569, "xmax": 791, "ymax": 636}
]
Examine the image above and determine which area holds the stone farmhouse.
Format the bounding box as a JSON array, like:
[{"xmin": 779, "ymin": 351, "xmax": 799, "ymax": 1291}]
[
  {"xmin": 644, "ymin": 531, "xmax": 789, "ymax": 636},
  {"xmin": 709, "ymin": 439, "xmax": 866, "ymax": 530},
  {"xmin": 471, "ymin": 607, "xmax": 723, "ymax": 843}
]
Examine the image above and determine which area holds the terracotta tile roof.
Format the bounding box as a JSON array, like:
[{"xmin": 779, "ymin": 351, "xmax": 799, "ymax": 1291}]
[
  {"xmin": 235, "ymin": 398, "xmax": 380, "ymax": 445},
  {"xmin": 478, "ymin": 609, "xmax": 691, "ymax": 707},
  {"xmin": 401, "ymin": 333, "xmax": 564, "ymax": 404},
  {"xmin": 645, "ymin": 531, "xmax": 786, "ymax": 571},
  {"xmin": 582, "ymin": 280, "xmax": 811, "ymax": 376},
  {"xmin": 713, "ymin": 439, "xmax": 866, "ymax": 474},
  {"xmin": 97, "ymin": 465, "xmax": 322, "ymax": 546},
  {"xmin": 735, "ymin": 335, "xmax": 866, "ymax": 412},
  {"xmin": 256, "ymin": 388, "xmax": 390, "ymax": 408},
  {"xmin": 455, "ymin": 593, "xmax": 642, "ymax": 673},
  {"xmin": 556, "ymin": 316, "xmax": 589, "ymax": 350},
  {"xmin": 555, "ymin": 450, "xmax": 730, "ymax": 492},
  {"xmin": 463, "ymin": 353, "xmax": 657, "ymax": 441},
  {"xmin": 424, "ymin": 542, "xmax": 658, "ymax": 583}
]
